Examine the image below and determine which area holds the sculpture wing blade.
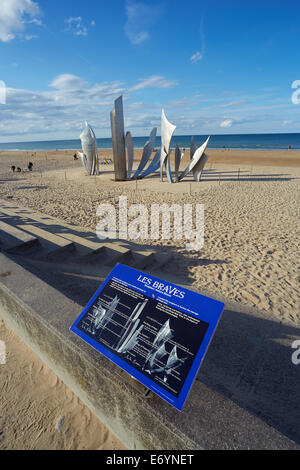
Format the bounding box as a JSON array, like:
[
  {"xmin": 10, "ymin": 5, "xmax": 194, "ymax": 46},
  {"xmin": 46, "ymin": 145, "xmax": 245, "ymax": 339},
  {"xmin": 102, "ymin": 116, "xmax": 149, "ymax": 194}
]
[
  {"xmin": 178, "ymin": 137, "xmax": 210, "ymax": 181},
  {"xmin": 161, "ymin": 109, "xmax": 176, "ymax": 157},
  {"xmin": 140, "ymin": 148, "xmax": 161, "ymax": 178},
  {"xmin": 175, "ymin": 145, "xmax": 182, "ymax": 182},
  {"xmin": 80, "ymin": 122, "xmax": 98, "ymax": 175},
  {"xmin": 160, "ymin": 109, "xmax": 176, "ymax": 182},
  {"xmin": 78, "ymin": 152, "xmax": 89, "ymax": 173},
  {"xmin": 190, "ymin": 137, "xmax": 197, "ymax": 160},
  {"xmin": 192, "ymin": 153, "xmax": 209, "ymax": 182},
  {"xmin": 126, "ymin": 131, "xmax": 134, "ymax": 180},
  {"xmin": 132, "ymin": 127, "xmax": 157, "ymax": 179}
]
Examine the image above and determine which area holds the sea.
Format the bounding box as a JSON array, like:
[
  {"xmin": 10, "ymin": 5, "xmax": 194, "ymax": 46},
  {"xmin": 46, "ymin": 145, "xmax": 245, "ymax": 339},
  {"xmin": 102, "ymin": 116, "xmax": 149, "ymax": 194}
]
[{"xmin": 0, "ymin": 133, "xmax": 300, "ymax": 152}]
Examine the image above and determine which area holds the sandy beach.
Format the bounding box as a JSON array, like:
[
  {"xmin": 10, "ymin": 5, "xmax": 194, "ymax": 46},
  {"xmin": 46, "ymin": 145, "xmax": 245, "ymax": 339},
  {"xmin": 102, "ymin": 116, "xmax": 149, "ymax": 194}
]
[
  {"xmin": 0, "ymin": 318, "xmax": 126, "ymax": 450},
  {"xmin": 0, "ymin": 148, "xmax": 299, "ymax": 448},
  {"xmin": 1, "ymin": 147, "xmax": 300, "ymax": 168},
  {"xmin": 0, "ymin": 149, "xmax": 299, "ymax": 323}
]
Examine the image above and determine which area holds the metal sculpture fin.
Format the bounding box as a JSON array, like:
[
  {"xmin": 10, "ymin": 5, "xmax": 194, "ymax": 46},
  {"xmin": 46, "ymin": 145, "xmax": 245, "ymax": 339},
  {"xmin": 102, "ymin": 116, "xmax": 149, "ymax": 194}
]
[
  {"xmin": 140, "ymin": 148, "xmax": 161, "ymax": 178},
  {"xmin": 132, "ymin": 127, "xmax": 157, "ymax": 179},
  {"xmin": 160, "ymin": 109, "xmax": 176, "ymax": 182},
  {"xmin": 178, "ymin": 137, "xmax": 210, "ymax": 181},
  {"xmin": 126, "ymin": 131, "xmax": 134, "ymax": 180},
  {"xmin": 192, "ymin": 153, "xmax": 209, "ymax": 182},
  {"xmin": 79, "ymin": 122, "xmax": 98, "ymax": 175}
]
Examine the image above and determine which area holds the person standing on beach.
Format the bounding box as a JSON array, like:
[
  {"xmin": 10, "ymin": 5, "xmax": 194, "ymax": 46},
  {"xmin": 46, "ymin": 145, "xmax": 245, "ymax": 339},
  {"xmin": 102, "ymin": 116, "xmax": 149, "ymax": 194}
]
[{"xmin": 11, "ymin": 165, "xmax": 16, "ymax": 173}]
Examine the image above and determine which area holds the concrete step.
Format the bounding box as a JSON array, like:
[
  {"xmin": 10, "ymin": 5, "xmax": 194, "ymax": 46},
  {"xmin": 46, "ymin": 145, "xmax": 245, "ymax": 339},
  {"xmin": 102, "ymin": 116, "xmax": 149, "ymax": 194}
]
[
  {"xmin": 51, "ymin": 231, "xmax": 131, "ymax": 265},
  {"xmin": 0, "ymin": 200, "xmax": 174, "ymax": 271},
  {"xmin": 17, "ymin": 224, "xmax": 75, "ymax": 259},
  {"xmin": 0, "ymin": 220, "xmax": 39, "ymax": 253},
  {"xmin": 152, "ymin": 252, "xmax": 173, "ymax": 270},
  {"xmin": 133, "ymin": 250, "xmax": 155, "ymax": 269},
  {"xmin": 103, "ymin": 242, "xmax": 132, "ymax": 266},
  {"xmin": 0, "ymin": 204, "xmax": 76, "ymax": 230},
  {"xmin": 0, "ymin": 202, "xmax": 131, "ymax": 260},
  {"xmin": 52, "ymin": 231, "xmax": 106, "ymax": 253}
]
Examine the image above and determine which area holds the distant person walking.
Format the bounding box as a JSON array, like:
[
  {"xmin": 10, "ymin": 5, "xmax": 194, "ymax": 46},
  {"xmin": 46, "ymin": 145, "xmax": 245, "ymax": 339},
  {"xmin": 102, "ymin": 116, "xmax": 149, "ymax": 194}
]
[
  {"xmin": 11, "ymin": 165, "xmax": 16, "ymax": 173},
  {"xmin": 28, "ymin": 162, "xmax": 33, "ymax": 171}
]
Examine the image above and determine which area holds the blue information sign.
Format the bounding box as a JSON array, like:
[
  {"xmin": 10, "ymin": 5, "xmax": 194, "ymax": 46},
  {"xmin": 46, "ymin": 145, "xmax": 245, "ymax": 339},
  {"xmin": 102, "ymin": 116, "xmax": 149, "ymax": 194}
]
[{"xmin": 70, "ymin": 263, "xmax": 225, "ymax": 411}]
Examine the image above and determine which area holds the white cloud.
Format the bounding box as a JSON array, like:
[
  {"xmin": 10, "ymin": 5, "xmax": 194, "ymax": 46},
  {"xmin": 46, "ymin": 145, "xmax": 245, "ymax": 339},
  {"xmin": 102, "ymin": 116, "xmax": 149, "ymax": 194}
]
[
  {"xmin": 130, "ymin": 76, "xmax": 178, "ymax": 91},
  {"xmin": 0, "ymin": 0, "xmax": 41, "ymax": 42},
  {"xmin": 130, "ymin": 31, "xmax": 149, "ymax": 45},
  {"xmin": 5, "ymin": 74, "xmax": 293, "ymax": 141},
  {"xmin": 190, "ymin": 19, "xmax": 205, "ymax": 64},
  {"xmin": 28, "ymin": 17, "xmax": 42, "ymax": 26},
  {"xmin": 125, "ymin": 0, "xmax": 162, "ymax": 45},
  {"xmin": 128, "ymin": 102, "xmax": 144, "ymax": 109},
  {"xmin": 0, "ymin": 74, "xmax": 179, "ymax": 140},
  {"xmin": 65, "ymin": 17, "xmax": 89, "ymax": 37},
  {"xmin": 1, "ymin": 80, "xmax": 297, "ymax": 141},
  {"xmin": 220, "ymin": 119, "xmax": 233, "ymax": 128},
  {"xmin": 0, "ymin": 80, "xmax": 125, "ymax": 140},
  {"xmin": 50, "ymin": 74, "xmax": 88, "ymax": 91},
  {"xmin": 25, "ymin": 34, "xmax": 38, "ymax": 40},
  {"xmin": 190, "ymin": 51, "xmax": 203, "ymax": 64},
  {"xmin": 219, "ymin": 100, "xmax": 247, "ymax": 108}
]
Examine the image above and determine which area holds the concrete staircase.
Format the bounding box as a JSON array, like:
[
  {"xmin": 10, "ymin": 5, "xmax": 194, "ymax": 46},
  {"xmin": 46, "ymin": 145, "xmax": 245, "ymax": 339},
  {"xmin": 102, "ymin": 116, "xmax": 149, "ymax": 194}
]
[{"xmin": 0, "ymin": 199, "xmax": 172, "ymax": 271}]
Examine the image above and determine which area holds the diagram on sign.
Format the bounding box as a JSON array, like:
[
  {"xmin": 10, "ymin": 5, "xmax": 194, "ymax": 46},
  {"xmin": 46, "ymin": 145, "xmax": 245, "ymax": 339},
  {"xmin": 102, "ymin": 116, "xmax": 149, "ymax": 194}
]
[{"xmin": 76, "ymin": 278, "xmax": 209, "ymax": 398}]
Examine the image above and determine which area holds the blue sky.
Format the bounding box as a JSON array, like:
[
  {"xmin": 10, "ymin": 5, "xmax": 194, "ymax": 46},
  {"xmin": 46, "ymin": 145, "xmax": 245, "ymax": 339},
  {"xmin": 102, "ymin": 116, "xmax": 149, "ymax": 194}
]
[{"xmin": 0, "ymin": 0, "xmax": 299, "ymax": 142}]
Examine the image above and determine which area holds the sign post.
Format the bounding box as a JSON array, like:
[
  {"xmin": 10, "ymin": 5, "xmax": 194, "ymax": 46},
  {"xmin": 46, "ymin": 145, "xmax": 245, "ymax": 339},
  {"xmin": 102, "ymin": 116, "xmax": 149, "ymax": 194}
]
[{"xmin": 70, "ymin": 264, "xmax": 225, "ymax": 411}]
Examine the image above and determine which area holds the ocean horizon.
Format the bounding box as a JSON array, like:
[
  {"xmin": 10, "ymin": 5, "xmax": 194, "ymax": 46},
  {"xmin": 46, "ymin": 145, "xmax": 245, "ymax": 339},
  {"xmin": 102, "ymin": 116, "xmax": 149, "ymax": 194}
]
[{"xmin": 0, "ymin": 132, "xmax": 300, "ymax": 152}]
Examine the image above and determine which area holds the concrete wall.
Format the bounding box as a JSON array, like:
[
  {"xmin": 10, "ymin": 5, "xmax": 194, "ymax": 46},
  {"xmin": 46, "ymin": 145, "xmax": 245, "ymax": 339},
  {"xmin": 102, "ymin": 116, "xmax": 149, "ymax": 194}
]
[{"xmin": 0, "ymin": 253, "xmax": 299, "ymax": 450}]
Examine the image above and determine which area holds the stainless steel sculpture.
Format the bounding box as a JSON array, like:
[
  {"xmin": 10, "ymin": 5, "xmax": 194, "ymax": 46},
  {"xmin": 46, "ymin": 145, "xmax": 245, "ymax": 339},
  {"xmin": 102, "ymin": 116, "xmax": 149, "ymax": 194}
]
[
  {"xmin": 79, "ymin": 122, "xmax": 99, "ymax": 176},
  {"xmin": 132, "ymin": 127, "xmax": 157, "ymax": 180},
  {"xmin": 189, "ymin": 136, "xmax": 209, "ymax": 182},
  {"xmin": 110, "ymin": 95, "xmax": 211, "ymax": 183},
  {"xmin": 125, "ymin": 131, "xmax": 134, "ymax": 180},
  {"xmin": 110, "ymin": 96, "xmax": 127, "ymax": 181},
  {"xmin": 160, "ymin": 109, "xmax": 176, "ymax": 183},
  {"xmin": 192, "ymin": 153, "xmax": 209, "ymax": 182},
  {"xmin": 178, "ymin": 137, "xmax": 210, "ymax": 182},
  {"xmin": 140, "ymin": 148, "xmax": 161, "ymax": 178},
  {"xmin": 190, "ymin": 137, "xmax": 197, "ymax": 164},
  {"xmin": 174, "ymin": 145, "xmax": 184, "ymax": 182}
]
